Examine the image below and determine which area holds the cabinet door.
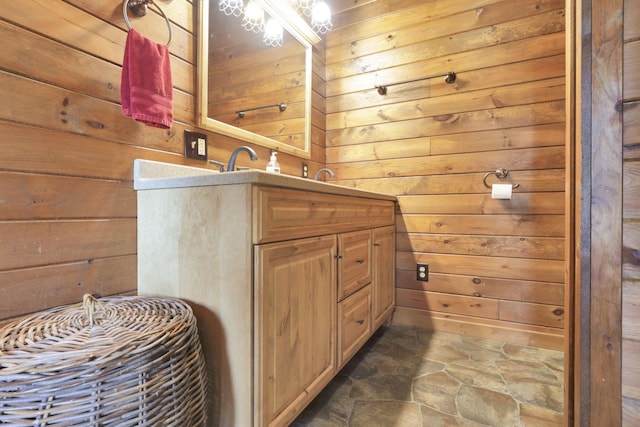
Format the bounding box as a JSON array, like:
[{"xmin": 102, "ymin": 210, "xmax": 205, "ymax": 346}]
[
  {"xmin": 372, "ymin": 225, "xmax": 396, "ymax": 329},
  {"xmin": 254, "ymin": 235, "xmax": 337, "ymax": 427},
  {"xmin": 337, "ymin": 230, "xmax": 372, "ymax": 300}
]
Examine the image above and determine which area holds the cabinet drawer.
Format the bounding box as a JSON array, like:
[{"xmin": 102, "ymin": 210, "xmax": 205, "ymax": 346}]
[
  {"xmin": 338, "ymin": 230, "xmax": 371, "ymax": 301},
  {"xmin": 337, "ymin": 285, "xmax": 372, "ymax": 368},
  {"xmin": 253, "ymin": 186, "xmax": 395, "ymax": 243}
]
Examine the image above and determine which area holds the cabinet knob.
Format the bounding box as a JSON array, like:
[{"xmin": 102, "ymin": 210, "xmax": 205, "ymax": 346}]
[
  {"xmin": 335, "ymin": 255, "xmax": 343, "ymax": 259},
  {"xmin": 356, "ymin": 259, "xmax": 364, "ymax": 264},
  {"xmin": 356, "ymin": 319, "xmax": 364, "ymax": 325},
  {"xmin": 373, "ymin": 243, "xmax": 381, "ymax": 247}
]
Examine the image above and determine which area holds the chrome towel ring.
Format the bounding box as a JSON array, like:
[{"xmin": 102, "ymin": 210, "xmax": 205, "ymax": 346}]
[{"xmin": 123, "ymin": 0, "xmax": 172, "ymax": 46}]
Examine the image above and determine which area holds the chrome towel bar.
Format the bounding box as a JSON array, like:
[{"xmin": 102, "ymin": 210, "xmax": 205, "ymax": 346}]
[
  {"xmin": 375, "ymin": 71, "xmax": 456, "ymax": 95},
  {"xmin": 235, "ymin": 103, "xmax": 287, "ymax": 118}
]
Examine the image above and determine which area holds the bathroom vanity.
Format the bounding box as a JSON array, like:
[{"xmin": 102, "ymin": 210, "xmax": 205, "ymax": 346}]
[{"xmin": 134, "ymin": 160, "xmax": 396, "ymax": 427}]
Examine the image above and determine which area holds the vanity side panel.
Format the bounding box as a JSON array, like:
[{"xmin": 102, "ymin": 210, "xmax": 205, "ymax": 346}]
[{"xmin": 137, "ymin": 183, "xmax": 254, "ymax": 427}]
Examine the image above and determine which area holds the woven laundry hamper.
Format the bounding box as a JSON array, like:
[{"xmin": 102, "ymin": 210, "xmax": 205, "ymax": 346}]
[{"xmin": 0, "ymin": 295, "xmax": 208, "ymax": 426}]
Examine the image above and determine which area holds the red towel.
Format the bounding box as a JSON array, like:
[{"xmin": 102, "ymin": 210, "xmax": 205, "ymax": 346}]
[{"xmin": 121, "ymin": 28, "xmax": 173, "ymax": 129}]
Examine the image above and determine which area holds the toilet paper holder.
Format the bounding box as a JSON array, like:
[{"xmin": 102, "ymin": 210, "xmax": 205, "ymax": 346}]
[{"xmin": 482, "ymin": 168, "xmax": 520, "ymax": 189}]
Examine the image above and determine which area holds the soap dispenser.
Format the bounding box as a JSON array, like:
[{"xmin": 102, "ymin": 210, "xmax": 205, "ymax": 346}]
[{"xmin": 266, "ymin": 151, "xmax": 280, "ymax": 173}]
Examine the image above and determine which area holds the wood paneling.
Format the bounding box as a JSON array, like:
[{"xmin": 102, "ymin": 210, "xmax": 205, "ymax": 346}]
[
  {"xmin": 397, "ymin": 214, "xmax": 565, "ymax": 236},
  {"xmin": 0, "ymin": 256, "xmax": 136, "ymax": 320},
  {"xmin": 397, "ymin": 270, "xmax": 564, "ymax": 305},
  {"xmin": 622, "ymin": 0, "xmax": 640, "ymax": 422},
  {"xmin": 327, "ymin": 0, "xmax": 566, "ymax": 349},
  {"xmin": 0, "ymin": 0, "xmax": 325, "ymax": 321}
]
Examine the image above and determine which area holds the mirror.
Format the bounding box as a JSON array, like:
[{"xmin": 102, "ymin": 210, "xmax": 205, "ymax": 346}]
[{"xmin": 197, "ymin": 0, "xmax": 319, "ymax": 158}]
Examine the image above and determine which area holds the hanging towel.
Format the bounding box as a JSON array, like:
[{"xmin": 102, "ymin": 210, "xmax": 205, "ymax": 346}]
[{"xmin": 121, "ymin": 28, "xmax": 173, "ymax": 129}]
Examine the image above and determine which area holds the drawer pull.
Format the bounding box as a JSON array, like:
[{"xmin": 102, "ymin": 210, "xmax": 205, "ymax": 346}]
[
  {"xmin": 373, "ymin": 243, "xmax": 381, "ymax": 247},
  {"xmin": 356, "ymin": 319, "xmax": 364, "ymax": 325},
  {"xmin": 355, "ymin": 259, "xmax": 364, "ymax": 264}
]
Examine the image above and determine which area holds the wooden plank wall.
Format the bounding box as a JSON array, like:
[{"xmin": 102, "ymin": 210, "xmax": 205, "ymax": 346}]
[
  {"xmin": 622, "ymin": 0, "xmax": 640, "ymax": 423},
  {"xmin": 326, "ymin": 0, "xmax": 566, "ymax": 350},
  {"xmin": 0, "ymin": 0, "xmax": 326, "ymax": 322},
  {"xmin": 589, "ymin": 0, "xmax": 623, "ymax": 423}
]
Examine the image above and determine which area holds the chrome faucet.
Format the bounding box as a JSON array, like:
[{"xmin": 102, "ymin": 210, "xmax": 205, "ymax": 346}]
[
  {"xmin": 227, "ymin": 146, "xmax": 258, "ymax": 171},
  {"xmin": 314, "ymin": 168, "xmax": 335, "ymax": 181}
]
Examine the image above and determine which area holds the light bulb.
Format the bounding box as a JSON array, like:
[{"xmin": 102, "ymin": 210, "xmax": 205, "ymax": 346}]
[
  {"xmin": 242, "ymin": 1, "xmax": 264, "ymax": 33},
  {"xmin": 263, "ymin": 18, "xmax": 283, "ymax": 47},
  {"xmin": 311, "ymin": 1, "xmax": 332, "ymax": 34}
]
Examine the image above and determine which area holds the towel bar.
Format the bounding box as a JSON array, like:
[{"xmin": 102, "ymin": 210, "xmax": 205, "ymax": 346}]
[
  {"xmin": 235, "ymin": 103, "xmax": 287, "ymax": 118},
  {"xmin": 123, "ymin": 0, "xmax": 173, "ymax": 46},
  {"xmin": 375, "ymin": 71, "xmax": 456, "ymax": 95}
]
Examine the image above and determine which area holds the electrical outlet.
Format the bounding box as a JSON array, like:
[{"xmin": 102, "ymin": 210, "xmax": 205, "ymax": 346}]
[
  {"xmin": 302, "ymin": 162, "xmax": 308, "ymax": 178},
  {"xmin": 416, "ymin": 264, "xmax": 429, "ymax": 282},
  {"xmin": 184, "ymin": 130, "xmax": 207, "ymax": 161}
]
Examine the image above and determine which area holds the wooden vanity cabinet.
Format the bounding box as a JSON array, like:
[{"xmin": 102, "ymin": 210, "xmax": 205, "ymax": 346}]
[{"xmin": 137, "ymin": 182, "xmax": 395, "ymax": 427}]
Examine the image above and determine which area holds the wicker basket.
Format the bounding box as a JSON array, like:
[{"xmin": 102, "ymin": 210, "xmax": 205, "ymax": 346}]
[{"xmin": 0, "ymin": 295, "xmax": 208, "ymax": 426}]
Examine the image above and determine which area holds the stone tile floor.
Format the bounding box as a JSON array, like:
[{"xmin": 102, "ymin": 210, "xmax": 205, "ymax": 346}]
[{"xmin": 292, "ymin": 325, "xmax": 564, "ymax": 426}]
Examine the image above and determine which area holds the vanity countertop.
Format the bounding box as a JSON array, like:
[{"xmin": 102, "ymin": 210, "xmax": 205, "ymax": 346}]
[{"xmin": 133, "ymin": 159, "xmax": 396, "ymax": 201}]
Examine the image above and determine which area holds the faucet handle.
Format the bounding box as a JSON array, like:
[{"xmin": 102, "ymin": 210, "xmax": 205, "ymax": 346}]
[{"xmin": 209, "ymin": 159, "xmax": 225, "ymax": 172}]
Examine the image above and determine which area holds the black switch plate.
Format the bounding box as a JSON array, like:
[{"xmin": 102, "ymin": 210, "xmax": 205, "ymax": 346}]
[{"xmin": 184, "ymin": 130, "xmax": 207, "ymax": 161}]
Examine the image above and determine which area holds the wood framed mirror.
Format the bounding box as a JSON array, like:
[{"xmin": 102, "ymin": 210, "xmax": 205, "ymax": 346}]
[{"xmin": 197, "ymin": 0, "xmax": 319, "ymax": 158}]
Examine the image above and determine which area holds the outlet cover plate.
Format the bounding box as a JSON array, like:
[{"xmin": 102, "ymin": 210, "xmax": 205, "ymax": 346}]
[{"xmin": 417, "ymin": 263, "xmax": 429, "ymax": 282}]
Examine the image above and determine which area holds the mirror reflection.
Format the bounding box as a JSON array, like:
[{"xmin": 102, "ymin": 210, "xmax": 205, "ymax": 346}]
[{"xmin": 197, "ymin": 0, "xmax": 314, "ymax": 157}]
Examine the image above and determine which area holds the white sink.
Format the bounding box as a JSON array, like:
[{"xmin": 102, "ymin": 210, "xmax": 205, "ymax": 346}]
[{"xmin": 133, "ymin": 159, "xmax": 395, "ymax": 201}]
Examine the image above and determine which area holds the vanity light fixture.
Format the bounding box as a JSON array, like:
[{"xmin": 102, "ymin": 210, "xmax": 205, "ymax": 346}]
[
  {"xmin": 219, "ymin": 0, "xmax": 244, "ymax": 17},
  {"xmin": 219, "ymin": 0, "xmax": 332, "ymax": 46}
]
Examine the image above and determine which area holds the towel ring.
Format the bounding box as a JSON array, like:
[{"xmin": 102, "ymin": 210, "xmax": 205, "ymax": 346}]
[
  {"xmin": 482, "ymin": 168, "xmax": 520, "ymax": 189},
  {"xmin": 123, "ymin": 0, "xmax": 172, "ymax": 46}
]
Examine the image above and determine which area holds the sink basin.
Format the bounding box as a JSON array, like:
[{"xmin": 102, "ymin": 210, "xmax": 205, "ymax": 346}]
[{"xmin": 133, "ymin": 159, "xmax": 395, "ymax": 201}]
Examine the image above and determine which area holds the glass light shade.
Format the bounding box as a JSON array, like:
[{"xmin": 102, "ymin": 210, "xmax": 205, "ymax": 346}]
[
  {"xmin": 219, "ymin": 0, "xmax": 244, "ymax": 17},
  {"xmin": 291, "ymin": 0, "xmax": 315, "ymax": 17},
  {"xmin": 311, "ymin": 1, "xmax": 332, "ymax": 34},
  {"xmin": 242, "ymin": 1, "xmax": 265, "ymax": 33},
  {"xmin": 263, "ymin": 18, "xmax": 284, "ymax": 47}
]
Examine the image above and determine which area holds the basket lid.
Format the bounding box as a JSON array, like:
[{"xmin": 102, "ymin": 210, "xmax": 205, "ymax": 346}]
[{"xmin": 0, "ymin": 294, "xmax": 196, "ymax": 375}]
